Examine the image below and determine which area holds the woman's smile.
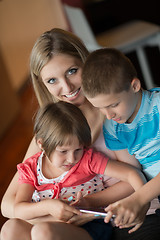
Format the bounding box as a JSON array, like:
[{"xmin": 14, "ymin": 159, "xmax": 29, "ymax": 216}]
[{"xmin": 64, "ymin": 88, "xmax": 81, "ymax": 99}]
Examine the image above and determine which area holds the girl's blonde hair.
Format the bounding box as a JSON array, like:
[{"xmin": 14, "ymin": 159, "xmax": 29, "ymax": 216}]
[
  {"xmin": 30, "ymin": 28, "xmax": 89, "ymax": 107},
  {"xmin": 34, "ymin": 101, "xmax": 91, "ymax": 157}
]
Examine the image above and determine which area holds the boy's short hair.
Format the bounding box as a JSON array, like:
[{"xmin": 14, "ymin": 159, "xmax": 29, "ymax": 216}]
[
  {"xmin": 34, "ymin": 102, "xmax": 91, "ymax": 157},
  {"xmin": 82, "ymin": 48, "xmax": 137, "ymax": 97}
]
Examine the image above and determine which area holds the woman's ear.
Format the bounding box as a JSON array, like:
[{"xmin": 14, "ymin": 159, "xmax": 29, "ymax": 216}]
[{"xmin": 131, "ymin": 78, "xmax": 141, "ymax": 93}]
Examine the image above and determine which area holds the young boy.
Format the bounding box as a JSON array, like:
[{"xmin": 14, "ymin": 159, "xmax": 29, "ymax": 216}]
[{"xmin": 82, "ymin": 48, "xmax": 160, "ymax": 233}]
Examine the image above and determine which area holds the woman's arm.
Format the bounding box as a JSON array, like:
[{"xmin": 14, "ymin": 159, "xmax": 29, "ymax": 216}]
[{"xmin": 1, "ymin": 137, "xmax": 40, "ymax": 218}]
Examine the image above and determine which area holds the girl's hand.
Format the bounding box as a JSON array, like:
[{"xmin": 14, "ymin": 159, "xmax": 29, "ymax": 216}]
[
  {"xmin": 47, "ymin": 199, "xmax": 81, "ymax": 222},
  {"xmin": 70, "ymin": 192, "xmax": 91, "ymax": 209},
  {"xmin": 68, "ymin": 192, "xmax": 100, "ymax": 225},
  {"xmin": 104, "ymin": 195, "xmax": 150, "ymax": 233}
]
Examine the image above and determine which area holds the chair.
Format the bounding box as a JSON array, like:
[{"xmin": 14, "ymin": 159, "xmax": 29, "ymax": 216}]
[{"xmin": 63, "ymin": 4, "xmax": 160, "ymax": 89}]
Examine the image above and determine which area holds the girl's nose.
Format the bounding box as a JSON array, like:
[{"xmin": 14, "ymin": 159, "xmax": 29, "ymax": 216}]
[{"xmin": 67, "ymin": 152, "xmax": 76, "ymax": 164}]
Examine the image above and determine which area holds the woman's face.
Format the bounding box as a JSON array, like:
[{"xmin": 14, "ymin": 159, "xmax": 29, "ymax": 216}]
[{"xmin": 40, "ymin": 54, "xmax": 86, "ymax": 106}]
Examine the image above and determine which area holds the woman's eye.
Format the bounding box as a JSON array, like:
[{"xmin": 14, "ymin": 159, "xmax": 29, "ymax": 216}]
[
  {"xmin": 47, "ymin": 78, "xmax": 56, "ymax": 84},
  {"xmin": 68, "ymin": 68, "xmax": 78, "ymax": 75}
]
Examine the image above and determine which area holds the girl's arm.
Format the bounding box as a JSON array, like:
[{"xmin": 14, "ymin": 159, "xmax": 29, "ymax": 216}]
[
  {"xmin": 71, "ymin": 155, "xmax": 143, "ymax": 210},
  {"xmin": 1, "ymin": 137, "xmax": 40, "ymax": 218},
  {"xmin": 14, "ymin": 183, "xmax": 80, "ymax": 222},
  {"xmin": 114, "ymin": 149, "xmax": 141, "ymax": 168},
  {"xmin": 72, "ymin": 149, "xmax": 140, "ymax": 209},
  {"xmin": 104, "ymin": 159, "xmax": 146, "ymax": 191},
  {"xmin": 70, "ymin": 149, "xmax": 141, "ymax": 209},
  {"xmin": 74, "ymin": 181, "xmax": 134, "ymax": 209}
]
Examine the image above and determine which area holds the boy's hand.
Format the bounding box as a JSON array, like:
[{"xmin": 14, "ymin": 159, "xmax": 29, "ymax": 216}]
[{"xmin": 104, "ymin": 194, "xmax": 150, "ymax": 233}]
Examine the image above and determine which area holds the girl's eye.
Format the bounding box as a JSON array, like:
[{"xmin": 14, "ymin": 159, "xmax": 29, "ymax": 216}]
[
  {"xmin": 111, "ymin": 103, "xmax": 119, "ymax": 108},
  {"xmin": 60, "ymin": 150, "xmax": 67, "ymax": 154},
  {"xmin": 47, "ymin": 78, "xmax": 56, "ymax": 84},
  {"xmin": 68, "ymin": 68, "xmax": 78, "ymax": 75},
  {"xmin": 75, "ymin": 148, "xmax": 83, "ymax": 152}
]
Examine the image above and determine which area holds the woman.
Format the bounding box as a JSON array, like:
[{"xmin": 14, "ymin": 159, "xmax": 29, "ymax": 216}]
[{"xmin": 1, "ymin": 28, "xmax": 160, "ymax": 240}]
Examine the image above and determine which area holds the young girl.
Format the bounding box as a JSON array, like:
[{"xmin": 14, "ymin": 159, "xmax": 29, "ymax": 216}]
[{"xmin": 13, "ymin": 101, "xmax": 146, "ymax": 240}]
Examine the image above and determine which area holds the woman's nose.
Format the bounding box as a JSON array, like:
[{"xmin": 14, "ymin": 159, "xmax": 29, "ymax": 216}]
[{"xmin": 62, "ymin": 78, "xmax": 73, "ymax": 92}]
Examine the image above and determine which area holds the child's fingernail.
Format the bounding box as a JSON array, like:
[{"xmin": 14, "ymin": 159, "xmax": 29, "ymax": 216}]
[{"xmin": 68, "ymin": 196, "xmax": 73, "ymax": 202}]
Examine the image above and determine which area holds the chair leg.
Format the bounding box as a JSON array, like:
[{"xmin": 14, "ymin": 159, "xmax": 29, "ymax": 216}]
[{"xmin": 136, "ymin": 47, "xmax": 155, "ymax": 89}]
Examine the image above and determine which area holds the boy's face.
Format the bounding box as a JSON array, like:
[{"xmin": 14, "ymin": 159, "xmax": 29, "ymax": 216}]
[{"xmin": 86, "ymin": 79, "xmax": 142, "ymax": 124}]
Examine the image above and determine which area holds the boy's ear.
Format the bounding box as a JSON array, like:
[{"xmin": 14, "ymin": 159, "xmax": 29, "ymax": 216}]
[{"xmin": 131, "ymin": 78, "xmax": 141, "ymax": 93}]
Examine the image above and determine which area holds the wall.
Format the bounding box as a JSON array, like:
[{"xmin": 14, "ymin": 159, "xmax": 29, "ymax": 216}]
[
  {"xmin": 0, "ymin": 0, "xmax": 68, "ymax": 90},
  {"xmin": 0, "ymin": 48, "xmax": 20, "ymax": 138}
]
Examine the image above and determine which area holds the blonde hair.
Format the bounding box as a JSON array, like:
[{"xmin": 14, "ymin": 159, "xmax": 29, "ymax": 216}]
[
  {"xmin": 34, "ymin": 101, "xmax": 91, "ymax": 157},
  {"xmin": 30, "ymin": 28, "xmax": 89, "ymax": 107},
  {"xmin": 82, "ymin": 48, "xmax": 137, "ymax": 97}
]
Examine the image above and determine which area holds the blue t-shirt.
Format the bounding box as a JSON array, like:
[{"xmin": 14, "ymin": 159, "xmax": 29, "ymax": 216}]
[{"xmin": 103, "ymin": 88, "xmax": 160, "ymax": 178}]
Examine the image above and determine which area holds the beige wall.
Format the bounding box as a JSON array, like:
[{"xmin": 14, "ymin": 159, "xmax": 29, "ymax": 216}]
[{"xmin": 0, "ymin": 0, "xmax": 68, "ymax": 90}]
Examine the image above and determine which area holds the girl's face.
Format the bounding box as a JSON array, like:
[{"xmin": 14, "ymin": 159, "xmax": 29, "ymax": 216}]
[
  {"xmin": 49, "ymin": 136, "xmax": 84, "ymax": 174},
  {"xmin": 40, "ymin": 54, "xmax": 86, "ymax": 106}
]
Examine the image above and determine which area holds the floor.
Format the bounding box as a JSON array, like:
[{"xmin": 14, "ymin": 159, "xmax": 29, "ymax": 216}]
[{"xmin": 0, "ymin": 82, "xmax": 38, "ymax": 230}]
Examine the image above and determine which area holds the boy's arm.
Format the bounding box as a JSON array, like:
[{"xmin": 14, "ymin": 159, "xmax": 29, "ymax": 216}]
[
  {"xmin": 14, "ymin": 183, "xmax": 80, "ymax": 221},
  {"xmin": 105, "ymin": 172, "xmax": 160, "ymax": 233}
]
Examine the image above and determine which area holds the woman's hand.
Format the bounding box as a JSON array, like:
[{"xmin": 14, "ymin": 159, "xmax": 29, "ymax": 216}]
[{"xmin": 104, "ymin": 194, "xmax": 150, "ymax": 233}]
